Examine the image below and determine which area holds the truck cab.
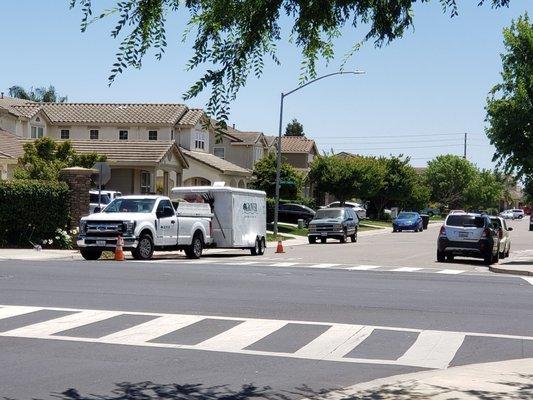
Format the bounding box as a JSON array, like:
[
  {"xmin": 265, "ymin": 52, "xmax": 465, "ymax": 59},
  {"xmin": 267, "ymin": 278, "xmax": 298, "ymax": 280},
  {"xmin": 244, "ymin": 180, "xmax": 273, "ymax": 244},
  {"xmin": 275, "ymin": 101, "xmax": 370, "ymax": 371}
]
[{"xmin": 77, "ymin": 195, "xmax": 211, "ymax": 261}]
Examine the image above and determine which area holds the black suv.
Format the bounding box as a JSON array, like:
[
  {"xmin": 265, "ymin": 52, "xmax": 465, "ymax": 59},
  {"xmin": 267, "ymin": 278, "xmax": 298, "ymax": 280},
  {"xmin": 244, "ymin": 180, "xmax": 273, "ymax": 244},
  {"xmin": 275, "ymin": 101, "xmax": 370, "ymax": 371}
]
[{"xmin": 308, "ymin": 207, "xmax": 359, "ymax": 244}]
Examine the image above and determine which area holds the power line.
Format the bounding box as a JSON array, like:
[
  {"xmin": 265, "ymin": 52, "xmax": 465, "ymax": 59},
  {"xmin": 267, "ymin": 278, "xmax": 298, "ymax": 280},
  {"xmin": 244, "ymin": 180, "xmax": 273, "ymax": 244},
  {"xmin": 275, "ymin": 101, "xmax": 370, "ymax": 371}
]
[
  {"xmin": 327, "ymin": 144, "xmax": 463, "ymax": 151},
  {"xmin": 313, "ymin": 132, "xmax": 482, "ymax": 139},
  {"xmin": 319, "ymin": 138, "xmax": 466, "ymax": 145}
]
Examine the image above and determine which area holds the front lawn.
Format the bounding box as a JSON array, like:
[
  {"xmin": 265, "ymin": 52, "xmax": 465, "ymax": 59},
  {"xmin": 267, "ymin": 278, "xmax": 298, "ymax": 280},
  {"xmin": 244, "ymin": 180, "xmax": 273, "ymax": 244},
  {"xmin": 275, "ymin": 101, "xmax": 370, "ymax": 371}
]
[{"xmin": 267, "ymin": 223, "xmax": 308, "ymax": 236}]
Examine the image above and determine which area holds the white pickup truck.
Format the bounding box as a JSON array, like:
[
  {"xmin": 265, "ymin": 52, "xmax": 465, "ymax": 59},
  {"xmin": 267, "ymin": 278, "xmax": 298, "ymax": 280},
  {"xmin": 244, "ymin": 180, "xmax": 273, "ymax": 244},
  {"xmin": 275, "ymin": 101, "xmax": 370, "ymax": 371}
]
[{"xmin": 77, "ymin": 195, "xmax": 212, "ymax": 260}]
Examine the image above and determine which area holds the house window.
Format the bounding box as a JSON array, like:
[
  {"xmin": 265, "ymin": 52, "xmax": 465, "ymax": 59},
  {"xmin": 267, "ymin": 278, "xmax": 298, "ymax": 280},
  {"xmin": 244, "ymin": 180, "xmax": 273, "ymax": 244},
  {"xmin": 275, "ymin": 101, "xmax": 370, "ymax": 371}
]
[
  {"xmin": 30, "ymin": 126, "xmax": 44, "ymax": 138},
  {"xmin": 119, "ymin": 130, "xmax": 128, "ymax": 140},
  {"xmin": 213, "ymin": 147, "xmax": 225, "ymax": 159},
  {"xmin": 253, "ymin": 146, "xmax": 264, "ymax": 162},
  {"xmin": 90, "ymin": 129, "xmax": 99, "ymax": 140},
  {"xmin": 194, "ymin": 131, "xmax": 206, "ymax": 150},
  {"xmin": 60, "ymin": 129, "xmax": 70, "ymax": 139},
  {"xmin": 148, "ymin": 130, "xmax": 158, "ymax": 141},
  {"xmin": 140, "ymin": 171, "xmax": 151, "ymax": 194}
]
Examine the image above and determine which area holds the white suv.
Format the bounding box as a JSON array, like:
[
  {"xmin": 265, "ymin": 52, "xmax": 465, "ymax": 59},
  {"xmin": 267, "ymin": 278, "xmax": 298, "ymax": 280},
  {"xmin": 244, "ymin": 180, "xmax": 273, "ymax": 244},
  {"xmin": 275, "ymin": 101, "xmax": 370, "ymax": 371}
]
[
  {"xmin": 511, "ymin": 209, "xmax": 525, "ymax": 219},
  {"xmin": 437, "ymin": 213, "xmax": 500, "ymax": 265}
]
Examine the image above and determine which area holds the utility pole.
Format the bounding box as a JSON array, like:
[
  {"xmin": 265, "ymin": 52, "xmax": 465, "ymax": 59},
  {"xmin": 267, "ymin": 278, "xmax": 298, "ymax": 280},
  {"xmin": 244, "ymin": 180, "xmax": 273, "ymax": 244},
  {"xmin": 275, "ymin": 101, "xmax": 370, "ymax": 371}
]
[{"xmin": 463, "ymin": 132, "xmax": 467, "ymax": 159}]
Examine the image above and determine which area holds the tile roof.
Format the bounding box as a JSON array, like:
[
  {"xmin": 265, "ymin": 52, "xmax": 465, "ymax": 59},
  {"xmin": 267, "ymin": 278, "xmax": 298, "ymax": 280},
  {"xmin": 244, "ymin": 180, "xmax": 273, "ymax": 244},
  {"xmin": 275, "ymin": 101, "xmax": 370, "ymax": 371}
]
[
  {"xmin": 0, "ymin": 129, "xmax": 24, "ymax": 160},
  {"xmin": 63, "ymin": 140, "xmax": 188, "ymax": 166},
  {"xmin": 229, "ymin": 131, "xmax": 263, "ymax": 144},
  {"xmin": 280, "ymin": 136, "xmax": 317, "ymax": 153},
  {"xmin": 10, "ymin": 104, "xmax": 42, "ymax": 118},
  {"xmin": 178, "ymin": 109, "xmax": 205, "ymax": 126},
  {"xmin": 0, "ymin": 97, "xmax": 37, "ymax": 117},
  {"xmin": 40, "ymin": 103, "xmax": 188, "ymax": 124},
  {"xmin": 264, "ymin": 135, "xmax": 277, "ymax": 147},
  {"xmin": 180, "ymin": 148, "xmax": 251, "ymax": 175}
]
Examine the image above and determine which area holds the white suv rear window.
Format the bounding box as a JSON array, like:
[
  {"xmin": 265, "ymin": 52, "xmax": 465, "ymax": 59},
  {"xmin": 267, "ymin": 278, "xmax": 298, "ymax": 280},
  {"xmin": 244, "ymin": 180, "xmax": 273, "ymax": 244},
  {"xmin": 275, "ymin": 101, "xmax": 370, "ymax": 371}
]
[{"xmin": 446, "ymin": 215, "xmax": 485, "ymax": 228}]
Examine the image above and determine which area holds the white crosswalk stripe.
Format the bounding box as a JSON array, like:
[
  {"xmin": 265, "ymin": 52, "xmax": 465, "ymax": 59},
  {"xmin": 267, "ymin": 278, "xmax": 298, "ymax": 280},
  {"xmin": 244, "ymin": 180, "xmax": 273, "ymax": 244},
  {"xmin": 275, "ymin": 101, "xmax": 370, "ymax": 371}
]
[
  {"xmin": 2, "ymin": 310, "xmax": 121, "ymax": 337},
  {"xmin": 2, "ymin": 304, "xmax": 530, "ymax": 369},
  {"xmin": 305, "ymin": 263, "xmax": 340, "ymax": 269},
  {"xmin": 0, "ymin": 306, "xmax": 41, "ymax": 320},
  {"xmin": 295, "ymin": 324, "xmax": 373, "ymax": 359},
  {"xmin": 436, "ymin": 269, "xmax": 465, "ymax": 275},
  {"xmin": 267, "ymin": 262, "xmax": 298, "ymax": 267},
  {"xmin": 397, "ymin": 330, "xmax": 465, "ymax": 369},
  {"xmin": 390, "ymin": 267, "xmax": 423, "ymax": 272},
  {"xmin": 99, "ymin": 314, "xmax": 204, "ymax": 344},
  {"xmin": 197, "ymin": 319, "xmax": 287, "ymax": 351},
  {"xmin": 346, "ymin": 265, "xmax": 380, "ymax": 271}
]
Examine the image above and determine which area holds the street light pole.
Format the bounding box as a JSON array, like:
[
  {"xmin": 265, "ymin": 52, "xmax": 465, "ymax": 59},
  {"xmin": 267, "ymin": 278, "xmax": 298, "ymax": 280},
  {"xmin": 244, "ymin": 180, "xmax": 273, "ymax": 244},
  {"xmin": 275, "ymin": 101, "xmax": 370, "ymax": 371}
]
[{"xmin": 273, "ymin": 70, "xmax": 365, "ymax": 236}]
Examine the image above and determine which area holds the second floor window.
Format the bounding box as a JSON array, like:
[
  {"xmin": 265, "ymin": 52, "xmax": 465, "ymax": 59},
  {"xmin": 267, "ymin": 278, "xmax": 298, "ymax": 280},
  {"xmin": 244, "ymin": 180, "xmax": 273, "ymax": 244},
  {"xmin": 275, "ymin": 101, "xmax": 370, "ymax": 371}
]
[
  {"xmin": 194, "ymin": 131, "xmax": 206, "ymax": 150},
  {"xmin": 214, "ymin": 147, "xmax": 225, "ymax": 159},
  {"xmin": 148, "ymin": 130, "xmax": 158, "ymax": 140},
  {"xmin": 119, "ymin": 130, "xmax": 128, "ymax": 140},
  {"xmin": 60, "ymin": 129, "xmax": 70, "ymax": 139},
  {"xmin": 30, "ymin": 126, "xmax": 44, "ymax": 138},
  {"xmin": 90, "ymin": 129, "xmax": 99, "ymax": 140}
]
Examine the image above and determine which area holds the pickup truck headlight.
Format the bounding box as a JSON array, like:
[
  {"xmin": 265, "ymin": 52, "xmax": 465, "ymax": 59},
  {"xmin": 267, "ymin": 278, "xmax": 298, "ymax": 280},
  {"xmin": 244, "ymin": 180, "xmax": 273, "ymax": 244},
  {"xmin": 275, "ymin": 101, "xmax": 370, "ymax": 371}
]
[
  {"xmin": 79, "ymin": 220, "xmax": 87, "ymax": 235},
  {"xmin": 123, "ymin": 221, "xmax": 135, "ymax": 235},
  {"xmin": 333, "ymin": 224, "xmax": 342, "ymax": 230}
]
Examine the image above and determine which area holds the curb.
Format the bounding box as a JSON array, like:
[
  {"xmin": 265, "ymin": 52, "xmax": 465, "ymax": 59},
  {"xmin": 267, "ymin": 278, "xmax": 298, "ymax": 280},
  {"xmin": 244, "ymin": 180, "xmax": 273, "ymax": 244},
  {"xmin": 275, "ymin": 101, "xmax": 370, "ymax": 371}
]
[{"xmin": 489, "ymin": 264, "xmax": 533, "ymax": 276}]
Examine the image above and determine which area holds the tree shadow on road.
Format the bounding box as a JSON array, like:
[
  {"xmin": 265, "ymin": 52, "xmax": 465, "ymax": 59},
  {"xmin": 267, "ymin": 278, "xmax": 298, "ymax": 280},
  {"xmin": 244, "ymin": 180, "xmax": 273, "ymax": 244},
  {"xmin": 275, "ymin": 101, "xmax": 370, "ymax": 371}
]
[{"xmin": 3, "ymin": 376, "xmax": 532, "ymax": 400}]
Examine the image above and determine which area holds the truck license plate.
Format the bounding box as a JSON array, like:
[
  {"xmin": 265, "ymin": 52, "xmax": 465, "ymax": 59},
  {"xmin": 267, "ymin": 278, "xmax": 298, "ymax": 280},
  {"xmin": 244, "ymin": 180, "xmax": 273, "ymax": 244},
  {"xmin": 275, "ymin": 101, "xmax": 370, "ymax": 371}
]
[
  {"xmin": 459, "ymin": 232, "xmax": 469, "ymax": 238},
  {"xmin": 96, "ymin": 240, "xmax": 107, "ymax": 246}
]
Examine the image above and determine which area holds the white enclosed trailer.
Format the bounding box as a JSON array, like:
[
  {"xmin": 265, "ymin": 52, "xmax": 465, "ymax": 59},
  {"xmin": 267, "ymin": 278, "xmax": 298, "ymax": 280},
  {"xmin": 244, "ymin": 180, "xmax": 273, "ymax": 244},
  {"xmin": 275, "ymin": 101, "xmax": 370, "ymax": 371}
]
[{"xmin": 171, "ymin": 186, "xmax": 267, "ymax": 255}]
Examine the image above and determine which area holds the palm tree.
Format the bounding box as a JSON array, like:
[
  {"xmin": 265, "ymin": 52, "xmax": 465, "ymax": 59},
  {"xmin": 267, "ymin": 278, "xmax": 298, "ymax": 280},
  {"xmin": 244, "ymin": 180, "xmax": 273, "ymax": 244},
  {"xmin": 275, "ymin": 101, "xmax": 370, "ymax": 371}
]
[{"xmin": 8, "ymin": 85, "xmax": 67, "ymax": 102}]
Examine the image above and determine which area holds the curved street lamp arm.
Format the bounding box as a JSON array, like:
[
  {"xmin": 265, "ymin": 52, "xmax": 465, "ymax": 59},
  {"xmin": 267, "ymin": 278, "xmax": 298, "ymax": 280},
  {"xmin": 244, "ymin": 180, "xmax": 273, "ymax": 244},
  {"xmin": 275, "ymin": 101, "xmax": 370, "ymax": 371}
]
[{"xmin": 283, "ymin": 71, "xmax": 365, "ymax": 98}]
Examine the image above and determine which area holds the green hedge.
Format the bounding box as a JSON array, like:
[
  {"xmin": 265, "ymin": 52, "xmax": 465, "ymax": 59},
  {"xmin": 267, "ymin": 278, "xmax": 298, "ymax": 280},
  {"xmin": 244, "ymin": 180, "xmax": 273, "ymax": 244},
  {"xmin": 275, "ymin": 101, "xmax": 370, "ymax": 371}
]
[{"xmin": 0, "ymin": 180, "xmax": 70, "ymax": 247}]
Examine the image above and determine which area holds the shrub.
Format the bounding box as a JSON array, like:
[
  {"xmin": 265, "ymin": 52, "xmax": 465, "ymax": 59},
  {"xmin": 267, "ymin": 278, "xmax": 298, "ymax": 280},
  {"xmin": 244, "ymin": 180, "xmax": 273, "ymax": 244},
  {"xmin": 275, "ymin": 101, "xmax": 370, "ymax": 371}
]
[{"xmin": 0, "ymin": 180, "xmax": 70, "ymax": 247}]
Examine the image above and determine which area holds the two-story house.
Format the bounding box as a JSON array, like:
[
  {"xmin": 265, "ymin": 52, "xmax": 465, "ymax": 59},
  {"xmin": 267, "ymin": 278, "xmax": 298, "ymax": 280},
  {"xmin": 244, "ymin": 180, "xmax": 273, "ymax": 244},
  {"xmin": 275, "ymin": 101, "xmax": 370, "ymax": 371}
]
[{"xmin": 0, "ymin": 96, "xmax": 252, "ymax": 193}]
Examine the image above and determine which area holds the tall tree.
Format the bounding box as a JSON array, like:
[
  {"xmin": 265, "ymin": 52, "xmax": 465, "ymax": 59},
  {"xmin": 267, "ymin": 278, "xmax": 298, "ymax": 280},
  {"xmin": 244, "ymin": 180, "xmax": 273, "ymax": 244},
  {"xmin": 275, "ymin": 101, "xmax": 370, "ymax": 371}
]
[
  {"xmin": 70, "ymin": 0, "xmax": 510, "ymax": 124},
  {"xmin": 8, "ymin": 85, "xmax": 67, "ymax": 103},
  {"xmin": 464, "ymin": 169, "xmax": 504, "ymax": 210},
  {"xmin": 285, "ymin": 119, "xmax": 304, "ymax": 137},
  {"xmin": 15, "ymin": 137, "xmax": 105, "ymax": 181},
  {"xmin": 250, "ymin": 152, "xmax": 302, "ymax": 199},
  {"xmin": 425, "ymin": 155, "xmax": 477, "ymax": 209},
  {"xmin": 309, "ymin": 153, "xmax": 386, "ymax": 206},
  {"xmin": 485, "ymin": 13, "xmax": 533, "ymax": 179}
]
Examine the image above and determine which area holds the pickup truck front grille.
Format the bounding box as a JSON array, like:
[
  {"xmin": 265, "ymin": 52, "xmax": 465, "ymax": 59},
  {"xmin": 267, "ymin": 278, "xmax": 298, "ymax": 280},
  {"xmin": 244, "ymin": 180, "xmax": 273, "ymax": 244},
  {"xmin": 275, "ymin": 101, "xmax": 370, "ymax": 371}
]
[{"xmin": 85, "ymin": 221, "xmax": 124, "ymax": 237}]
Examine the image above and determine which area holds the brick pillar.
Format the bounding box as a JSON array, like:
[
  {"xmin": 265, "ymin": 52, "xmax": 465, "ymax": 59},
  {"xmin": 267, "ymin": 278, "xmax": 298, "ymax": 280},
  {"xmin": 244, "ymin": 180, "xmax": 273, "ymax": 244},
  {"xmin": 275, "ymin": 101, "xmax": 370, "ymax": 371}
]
[{"xmin": 59, "ymin": 167, "xmax": 96, "ymax": 229}]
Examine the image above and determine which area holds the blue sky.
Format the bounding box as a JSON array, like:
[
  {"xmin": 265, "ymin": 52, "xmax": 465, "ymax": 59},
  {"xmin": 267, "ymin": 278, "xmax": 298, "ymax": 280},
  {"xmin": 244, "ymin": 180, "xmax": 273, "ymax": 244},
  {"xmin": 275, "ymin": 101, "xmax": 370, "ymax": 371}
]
[{"xmin": 1, "ymin": 1, "xmax": 531, "ymax": 168}]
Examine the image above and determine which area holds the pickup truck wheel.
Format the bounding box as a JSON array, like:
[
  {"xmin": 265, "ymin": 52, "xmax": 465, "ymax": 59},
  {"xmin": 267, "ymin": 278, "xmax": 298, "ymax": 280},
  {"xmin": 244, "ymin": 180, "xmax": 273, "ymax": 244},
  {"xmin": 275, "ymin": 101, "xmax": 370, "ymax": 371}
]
[
  {"xmin": 133, "ymin": 234, "xmax": 154, "ymax": 260},
  {"xmin": 186, "ymin": 233, "xmax": 203, "ymax": 259},
  {"xmin": 321, "ymin": 237, "xmax": 327, "ymax": 244},
  {"xmin": 80, "ymin": 249, "xmax": 102, "ymax": 260}
]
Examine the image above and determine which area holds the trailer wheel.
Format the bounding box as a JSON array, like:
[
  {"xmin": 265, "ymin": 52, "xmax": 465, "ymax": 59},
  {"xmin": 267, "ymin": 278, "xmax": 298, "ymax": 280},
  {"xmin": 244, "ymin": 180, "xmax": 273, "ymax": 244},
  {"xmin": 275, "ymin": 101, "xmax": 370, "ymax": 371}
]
[
  {"xmin": 250, "ymin": 238, "xmax": 261, "ymax": 256},
  {"xmin": 258, "ymin": 237, "xmax": 266, "ymax": 255}
]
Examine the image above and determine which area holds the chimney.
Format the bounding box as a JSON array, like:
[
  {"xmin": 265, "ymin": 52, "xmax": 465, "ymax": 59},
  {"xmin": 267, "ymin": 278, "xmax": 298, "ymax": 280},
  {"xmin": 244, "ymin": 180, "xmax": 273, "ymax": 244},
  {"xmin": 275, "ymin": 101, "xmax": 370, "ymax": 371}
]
[
  {"xmin": 0, "ymin": 92, "xmax": 3, "ymax": 99},
  {"xmin": 232, "ymin": 123, "xmax": 235, "ymax": 129}
]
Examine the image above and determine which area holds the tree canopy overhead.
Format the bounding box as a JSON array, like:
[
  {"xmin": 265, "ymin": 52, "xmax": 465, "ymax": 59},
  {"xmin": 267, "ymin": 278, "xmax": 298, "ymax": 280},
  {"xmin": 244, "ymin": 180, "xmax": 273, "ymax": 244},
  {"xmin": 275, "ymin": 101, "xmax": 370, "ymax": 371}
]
[
  {"xmin": 8, "ymin": 85, "xmax": 67, "ymax": 103},
  {"xmin": 70, "ymin": 0, "xmax": 510, "ymax": 124},
  {"xmin": 485, "ymin": 13, "xmax": 532, "ymax": 179}
]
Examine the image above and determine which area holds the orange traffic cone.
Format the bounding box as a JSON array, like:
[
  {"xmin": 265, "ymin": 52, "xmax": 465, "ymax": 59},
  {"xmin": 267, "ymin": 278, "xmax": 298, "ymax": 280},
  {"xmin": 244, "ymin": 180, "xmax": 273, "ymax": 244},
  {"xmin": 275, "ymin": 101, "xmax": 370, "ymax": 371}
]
[
  {"xmin": 115, "ymin": 235, "xmax": 125, "ymax": 261},
  {"xmin": 275, "ymin": 240, "xmax": 285, "ymax": 253}
]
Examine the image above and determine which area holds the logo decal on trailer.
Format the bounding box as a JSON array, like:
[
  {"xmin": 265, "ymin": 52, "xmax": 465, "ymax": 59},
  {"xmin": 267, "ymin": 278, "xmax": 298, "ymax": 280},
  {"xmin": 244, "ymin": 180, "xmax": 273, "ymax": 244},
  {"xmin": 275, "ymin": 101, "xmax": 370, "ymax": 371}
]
[{"xmin": 242, "ymin": 203, "xmax": 258, "ymax": 213}]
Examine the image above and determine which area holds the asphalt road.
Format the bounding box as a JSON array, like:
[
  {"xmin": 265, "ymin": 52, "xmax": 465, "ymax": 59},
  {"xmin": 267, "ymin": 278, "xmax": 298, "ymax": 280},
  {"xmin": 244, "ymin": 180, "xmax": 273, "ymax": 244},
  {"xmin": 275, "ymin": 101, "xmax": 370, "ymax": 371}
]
[{"xmin": 0, "ymin": 217, "xmax": 532, "ymax": 399}]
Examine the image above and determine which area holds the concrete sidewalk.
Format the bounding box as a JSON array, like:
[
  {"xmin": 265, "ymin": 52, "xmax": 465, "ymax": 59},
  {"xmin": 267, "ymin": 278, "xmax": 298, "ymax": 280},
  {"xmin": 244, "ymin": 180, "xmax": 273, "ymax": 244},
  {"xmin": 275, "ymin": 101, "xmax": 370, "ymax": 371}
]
[
  {"xmin": 310, "ymin": 358, "xmax": 532, "ymax": 400},
  {"xmin": 491, "ymin": 249, "xmax": 533, "ymax": 276},
  {"xmin": 0, "ymin": 248, "xmax": 81, "ymax": 261}
]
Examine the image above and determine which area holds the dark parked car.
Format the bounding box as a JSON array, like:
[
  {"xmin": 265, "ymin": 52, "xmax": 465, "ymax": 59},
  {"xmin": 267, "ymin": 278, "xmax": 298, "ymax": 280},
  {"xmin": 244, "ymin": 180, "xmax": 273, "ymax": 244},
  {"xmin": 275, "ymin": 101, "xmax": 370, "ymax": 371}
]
[
  {"xmin": 392, "ymin": 212, "xmax": 423, "ymax": 232},
  {"xmin": 308, "ymin": 207, "xmax": 359, "ymax": 244},
  {"xmin": 277, "ymin": 203, "xmax": 315, "ymax": 226}
]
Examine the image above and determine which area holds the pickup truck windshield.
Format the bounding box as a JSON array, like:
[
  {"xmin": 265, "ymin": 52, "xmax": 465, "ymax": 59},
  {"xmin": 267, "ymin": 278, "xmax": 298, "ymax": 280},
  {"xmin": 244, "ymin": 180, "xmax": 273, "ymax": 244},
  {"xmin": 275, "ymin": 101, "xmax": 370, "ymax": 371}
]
[
  {"xmin": 103, "ymin": 198, "xmax": 156, "ymax": 213},
  {"xmin": 316, "ymin": 209, "xmax": 343, "ymax": 219}
]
